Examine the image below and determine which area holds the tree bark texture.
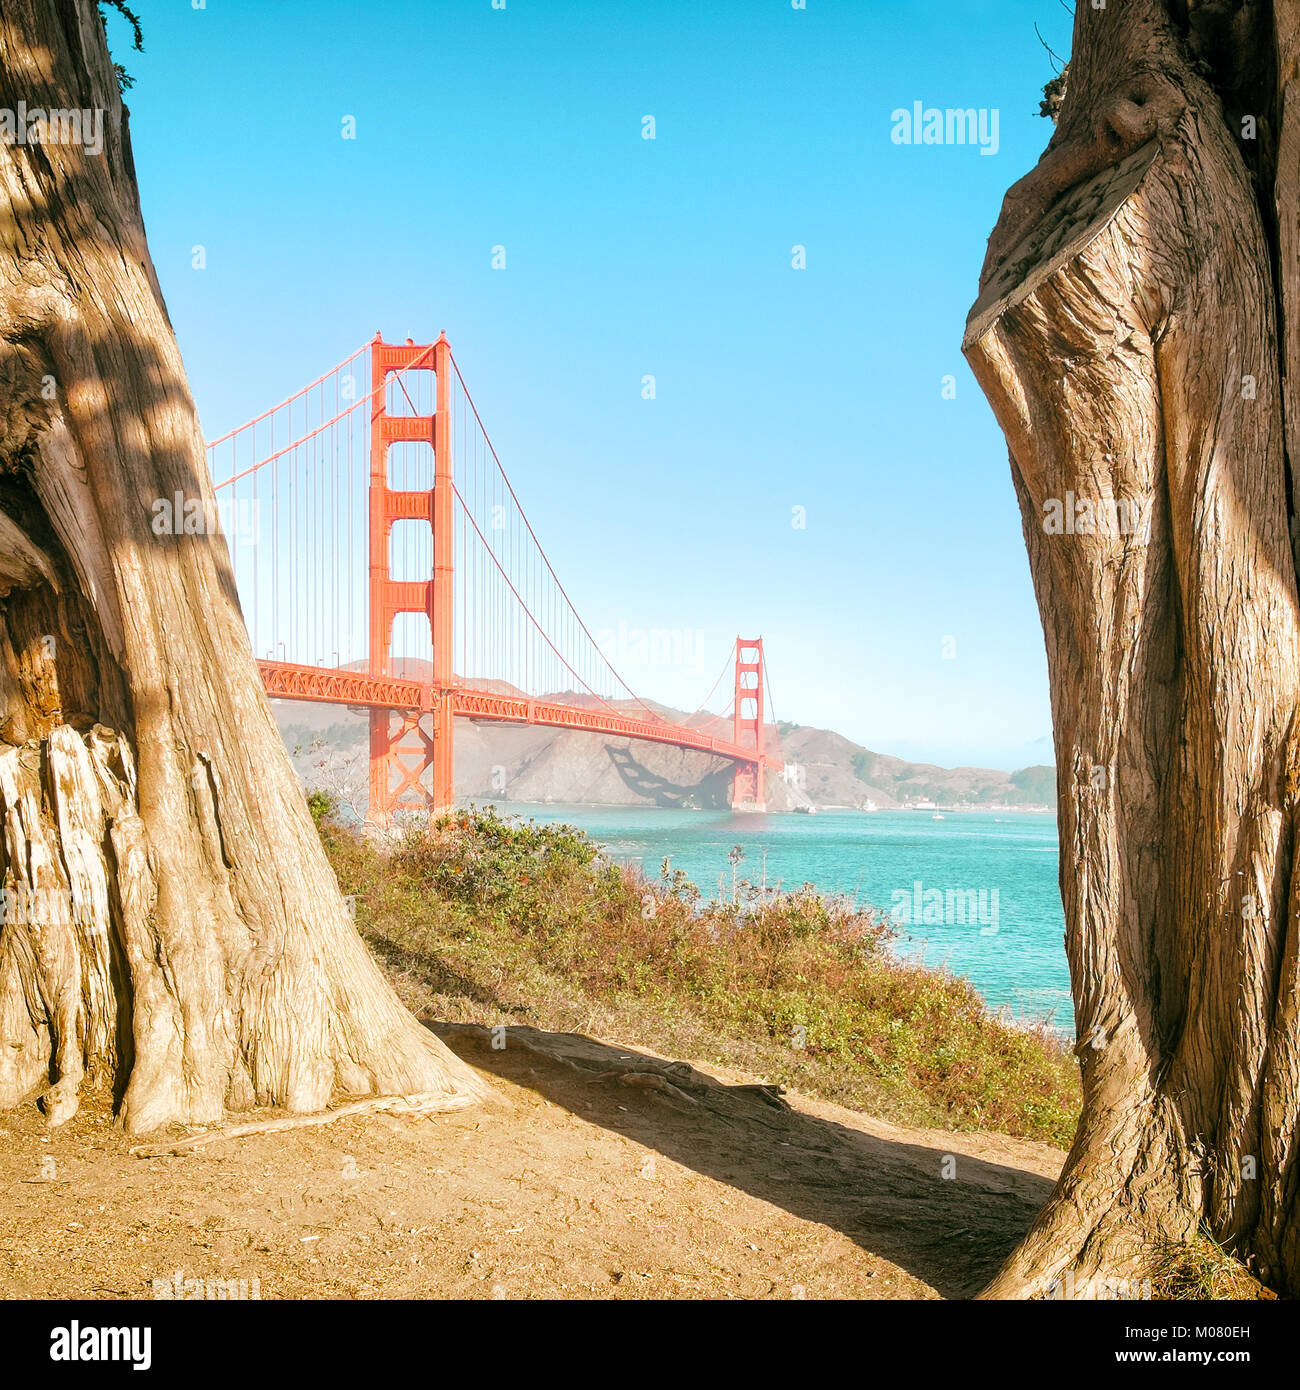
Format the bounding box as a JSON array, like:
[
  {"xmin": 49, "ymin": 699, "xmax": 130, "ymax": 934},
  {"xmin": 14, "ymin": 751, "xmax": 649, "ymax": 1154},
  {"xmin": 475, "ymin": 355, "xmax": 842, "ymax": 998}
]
[
  {"xmin": 966, "ymin": 0, "xmax": 1300, "ymax": 1296},
  {"xmin": 0, "ymin": 0, "xmax": 486, "ymax": 1135}
]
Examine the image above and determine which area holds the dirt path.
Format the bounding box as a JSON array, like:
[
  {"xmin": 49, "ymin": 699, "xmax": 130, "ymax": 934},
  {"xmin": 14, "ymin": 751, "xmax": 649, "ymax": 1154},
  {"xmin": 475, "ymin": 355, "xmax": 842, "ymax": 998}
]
[{"xmin": 0, "ymin": 1024, "xmax": 1062, "ymax": 1300}]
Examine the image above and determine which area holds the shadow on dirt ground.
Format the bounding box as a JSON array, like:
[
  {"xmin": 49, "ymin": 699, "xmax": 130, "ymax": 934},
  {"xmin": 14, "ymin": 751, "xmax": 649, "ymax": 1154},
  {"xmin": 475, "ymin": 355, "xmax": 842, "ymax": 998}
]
[{"xmin": 433, "ymin": 1022, "xmax": 1057, "ymax": 1298}]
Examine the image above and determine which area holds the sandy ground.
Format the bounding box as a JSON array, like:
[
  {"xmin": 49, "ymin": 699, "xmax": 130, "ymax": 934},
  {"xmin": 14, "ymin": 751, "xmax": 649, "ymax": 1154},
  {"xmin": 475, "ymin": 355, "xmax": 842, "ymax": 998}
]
[{"xmin": 0, "ymin": 1023, "xmax": 1063, "ymax": 1300}]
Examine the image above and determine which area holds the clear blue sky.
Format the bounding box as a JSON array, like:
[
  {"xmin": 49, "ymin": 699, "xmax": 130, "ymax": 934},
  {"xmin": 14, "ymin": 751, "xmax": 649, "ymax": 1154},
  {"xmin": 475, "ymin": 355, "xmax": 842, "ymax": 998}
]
[{"xmin": 108, "ymin": 0, "xmax": 1072, "ymax": 770}]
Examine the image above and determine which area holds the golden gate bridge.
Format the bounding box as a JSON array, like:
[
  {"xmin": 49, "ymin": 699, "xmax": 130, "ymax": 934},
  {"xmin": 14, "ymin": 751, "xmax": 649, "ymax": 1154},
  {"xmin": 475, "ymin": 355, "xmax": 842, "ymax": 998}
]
[{"xmin": 207, "ymin": 333, "xmax": 782, "ymax": 823}]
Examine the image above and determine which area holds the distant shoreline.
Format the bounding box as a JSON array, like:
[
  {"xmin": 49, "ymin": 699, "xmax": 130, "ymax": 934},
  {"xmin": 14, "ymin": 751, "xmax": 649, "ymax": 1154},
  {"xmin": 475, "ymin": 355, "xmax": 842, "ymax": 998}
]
[{"xmin": 476, "ymin": 800, "xmax": 1059, "ymax": 817}]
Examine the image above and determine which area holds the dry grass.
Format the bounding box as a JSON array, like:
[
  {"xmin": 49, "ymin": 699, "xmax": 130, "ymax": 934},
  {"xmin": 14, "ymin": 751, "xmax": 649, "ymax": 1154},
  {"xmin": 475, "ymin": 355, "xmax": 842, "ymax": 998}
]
[
  {"xmin": 321, "ymin": 805, "xmax": 1082, "ymax": 1147},
  {"xmin": 1148, "ymin": 1231, "xmax": 1274, "ymax": 1301}
]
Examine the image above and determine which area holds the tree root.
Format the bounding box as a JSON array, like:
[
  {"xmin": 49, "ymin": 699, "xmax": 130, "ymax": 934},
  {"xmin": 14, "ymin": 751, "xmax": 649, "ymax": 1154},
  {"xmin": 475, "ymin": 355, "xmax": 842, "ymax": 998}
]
[{"xmin": 128, "ymin": 1089, "xmax": 479, "ymax": 1158}]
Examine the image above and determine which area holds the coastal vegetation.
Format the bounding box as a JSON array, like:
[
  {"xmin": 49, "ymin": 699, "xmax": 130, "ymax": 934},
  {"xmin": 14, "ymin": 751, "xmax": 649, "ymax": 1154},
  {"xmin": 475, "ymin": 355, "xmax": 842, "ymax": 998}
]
[{"xmin": 316, "ymin": 802, "xmax": 1081, "ymax": 1147}]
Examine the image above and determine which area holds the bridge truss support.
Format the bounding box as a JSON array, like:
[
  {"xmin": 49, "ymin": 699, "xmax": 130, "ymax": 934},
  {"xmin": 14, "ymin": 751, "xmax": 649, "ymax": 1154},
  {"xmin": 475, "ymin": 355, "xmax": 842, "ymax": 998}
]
[{"xmin": 730, "ymin": 637, "xmax": 767, "ymax": 812}]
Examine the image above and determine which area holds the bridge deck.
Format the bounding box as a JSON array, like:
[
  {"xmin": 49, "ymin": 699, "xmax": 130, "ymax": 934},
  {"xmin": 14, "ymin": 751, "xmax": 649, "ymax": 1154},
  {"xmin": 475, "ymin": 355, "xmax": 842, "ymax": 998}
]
[{"xmin": 257, "ymin": 660, "xmax": 772, "ymax": 769}]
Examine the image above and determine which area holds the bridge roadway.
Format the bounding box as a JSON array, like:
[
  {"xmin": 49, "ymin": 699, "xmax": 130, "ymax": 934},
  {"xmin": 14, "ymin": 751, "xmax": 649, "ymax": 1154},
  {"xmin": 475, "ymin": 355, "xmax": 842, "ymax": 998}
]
[{"xmin": 256, "ymin": 659, "xmax": 776, "ymax": 772}]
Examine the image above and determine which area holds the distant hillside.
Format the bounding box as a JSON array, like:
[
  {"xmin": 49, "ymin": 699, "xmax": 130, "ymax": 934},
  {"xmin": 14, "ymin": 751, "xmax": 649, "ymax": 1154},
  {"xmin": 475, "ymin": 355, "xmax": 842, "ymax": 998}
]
[
  {"xmin": 273, "ymin": 689, "xmax": 1056, "ymax": 813},
  {"xmin": 774, "ymin": 723, "xmax": 1055, "ymax": 811}
]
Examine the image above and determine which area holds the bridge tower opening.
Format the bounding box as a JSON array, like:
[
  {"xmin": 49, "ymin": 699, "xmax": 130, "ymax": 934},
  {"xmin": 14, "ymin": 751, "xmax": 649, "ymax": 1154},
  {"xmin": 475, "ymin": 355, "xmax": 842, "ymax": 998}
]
[
  {"xmin": 730, "ymin": 637, "xmax": 767, "ymax": 812},
  {"xmin": 367, "ymin": 332, "xmax": 455, "ymax": 822}
]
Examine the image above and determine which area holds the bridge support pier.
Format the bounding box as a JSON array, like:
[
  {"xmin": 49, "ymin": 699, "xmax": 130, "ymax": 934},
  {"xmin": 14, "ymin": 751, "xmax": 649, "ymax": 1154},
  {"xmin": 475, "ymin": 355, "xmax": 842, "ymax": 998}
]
[
  {"xmin": 368, "ymin": 708, "xmax": 436, "ymax": 824},
  {"xmin": 430, "ymin": 698, "xmax": 454, "ymax": 817},
  {"xmin": 730, "ymin": 637, "xmax": 767, "ymax": 812}
]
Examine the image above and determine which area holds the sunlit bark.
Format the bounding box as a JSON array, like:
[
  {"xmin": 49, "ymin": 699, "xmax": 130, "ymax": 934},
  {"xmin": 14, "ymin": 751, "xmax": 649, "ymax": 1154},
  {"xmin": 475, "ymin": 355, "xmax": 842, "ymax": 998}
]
[
  {"xmin": 0, "ymin": 0, "xmax": 486, "ymax": 1134},
  {"xmin": 966, "ymin": 0, "xmax": 1300, "ymax": 1296}
]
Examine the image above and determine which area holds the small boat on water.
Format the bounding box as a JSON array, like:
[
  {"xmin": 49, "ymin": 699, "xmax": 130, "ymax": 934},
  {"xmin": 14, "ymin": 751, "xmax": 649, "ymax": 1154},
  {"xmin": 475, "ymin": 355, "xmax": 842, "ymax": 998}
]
[{"xmin": 932, "ymin": 813, "xmax": 945, "ymax": 820}]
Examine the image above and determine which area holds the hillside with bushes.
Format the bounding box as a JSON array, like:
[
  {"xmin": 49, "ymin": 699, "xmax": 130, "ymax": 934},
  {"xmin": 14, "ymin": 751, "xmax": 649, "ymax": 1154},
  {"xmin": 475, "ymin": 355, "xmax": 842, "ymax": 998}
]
[
  {"xmin": 277, "ymin": 695, "xmax": 1056, "ymax": 813},
  {"xmin": 316, "ymin": 802, "xmax": 1079, "ymax": 1145}
]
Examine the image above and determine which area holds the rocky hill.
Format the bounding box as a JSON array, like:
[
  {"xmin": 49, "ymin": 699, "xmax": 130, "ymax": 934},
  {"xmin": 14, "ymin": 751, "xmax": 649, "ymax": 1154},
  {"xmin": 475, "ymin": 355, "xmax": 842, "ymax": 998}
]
[
  {"xmin": 776, "ymin": 724, "xmax": 1056, "ymax": 810},
  {"xmin": 272, "ymin": 679, "xmax": 1056, "ymax": 813}
]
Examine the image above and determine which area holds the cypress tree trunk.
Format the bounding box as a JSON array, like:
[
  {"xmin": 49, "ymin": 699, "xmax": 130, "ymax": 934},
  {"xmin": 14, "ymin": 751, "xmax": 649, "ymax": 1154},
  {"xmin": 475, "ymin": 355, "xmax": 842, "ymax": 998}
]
[
  {"xmin": 0, "ymin": 0, "xmax": 486, "ymax": 1134},
  {"xmin": 966, "ymin": 0, "xmax": 1300, "ymax": 1296}
]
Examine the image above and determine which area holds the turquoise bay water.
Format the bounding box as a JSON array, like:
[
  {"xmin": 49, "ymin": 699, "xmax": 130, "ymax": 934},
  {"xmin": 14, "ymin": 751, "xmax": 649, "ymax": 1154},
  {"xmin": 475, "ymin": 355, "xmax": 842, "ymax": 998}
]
[{"xmin": 506, "ymin": 804, "xmax": 1073, "ymax": 1034}]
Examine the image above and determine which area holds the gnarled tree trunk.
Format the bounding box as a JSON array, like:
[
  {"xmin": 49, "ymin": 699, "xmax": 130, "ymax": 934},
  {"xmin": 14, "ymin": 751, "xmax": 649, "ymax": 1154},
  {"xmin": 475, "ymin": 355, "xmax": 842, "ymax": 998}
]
[
  {"xmin": 966, "ymin": 0, "xmax": 1300, "ymax": 1296},
  {"xmin": 0, "ymin": 0, "xmax": 485, "ymax": 1134}
]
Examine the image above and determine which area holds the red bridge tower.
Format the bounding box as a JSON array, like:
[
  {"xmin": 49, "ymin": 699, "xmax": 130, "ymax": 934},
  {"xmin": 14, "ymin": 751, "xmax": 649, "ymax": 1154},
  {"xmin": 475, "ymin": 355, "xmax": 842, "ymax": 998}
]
[
  {"xmin": 367, "ymin": 333, "xmax": 455, "ymax": 822},
  {"xmin": 731, "ymin": 638, "xmax": 767, "ymax": 812}
]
